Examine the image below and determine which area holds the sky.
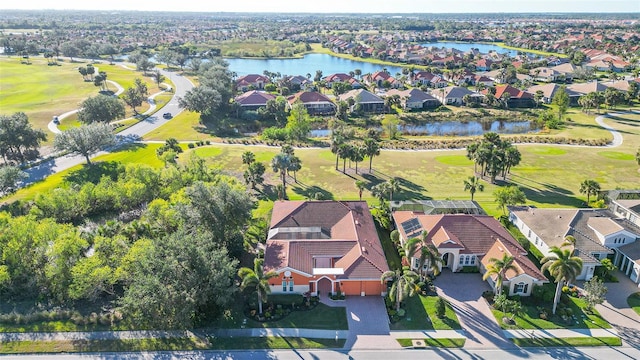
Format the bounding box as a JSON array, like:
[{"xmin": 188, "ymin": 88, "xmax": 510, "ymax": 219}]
[{"xmin": 2, "ymin": 0, "xmax": 639, "ymax": 13}]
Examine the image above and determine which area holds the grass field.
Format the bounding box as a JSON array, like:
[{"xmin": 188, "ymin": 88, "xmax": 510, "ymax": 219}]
[
  {"xmin": 627, "ymin": 292, "xmax": 640, "ymax": 316},
  {"xmin": 390, "ymin": 295, "xmax": 461, "ymax": 331},
  {"xmin": 397, "ymin": 338, "xmax": 465, "ymax": 348},
  {"xmin": 0, "ymin": 336, "xmax": 344, "ymax": 353},
  {"xmin": 0, "ymin": 57, "xmax": 98, "ymax": 137},
  {"xmin": 511, "ymin": 336, "xmax": 621, "ymax": 347}
]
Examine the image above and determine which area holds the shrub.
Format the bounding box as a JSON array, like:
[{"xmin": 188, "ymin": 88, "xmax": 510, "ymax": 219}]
[
  {"xmin": 261, "ymin": 127, "xmax": 289, "ymax": 141},
  {"xmin": 205, "ymin": 140, "xmax": 211, "ymax": 145},
  {"xmin": 264, "ymin": 311, "xmax": 271, "ymax": 319},
  {"xmin": 397, "ymin": 309, "xmax": 406, "ymax": 317},
  {"xmin": 187, "ymin": 143, "xmax": 195, "ymax": 149},
  {"xmin": 435, "ymin": 296, "xmax": 446, "ymax": 318}
]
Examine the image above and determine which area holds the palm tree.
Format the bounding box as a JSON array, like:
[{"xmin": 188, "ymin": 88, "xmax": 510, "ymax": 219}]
[
  {"xmin": 363, "ymin": 137, "xmax": 380, "ymax": 173},
  {"xmin": 330, "ymin": 131, "xmax": 345, "ymax": 170},
  {"xmin": 417, "ymin": 231, "xmax": 442, "ymax": 279},
  {"xmin": 579, "ymin": 179, "xmax": 601, "ymax": 206},
  {"xmin": 242, "ymin": 151, "xmax": 255, "ymax": 165},
  {"xmin": 388, "ymin": 177, "xmax": 399, "ymax": 203},
  {"xmin": 463, "ymin": 176, "xmax": 484, "ymax": 201},
  {"xmin": 401, "ymin": 237, "xmax": 421, "ymax": 268},
  {"xmin": 541, "ymin": 246, "xmax": 583, "ymax": 314},
  {"xmin": 482, "ymin": 253, "xmax": 517, "ymax": 296},
  {"xmin": 271, "ymin": 153, "xmax": 291, "ymax": 198},
  {"xmin": 380, "ymin": 269, "xmax": 420, "ymax": 312},
  {"xmin": 561, "ymin": 235, "xmax": 576, "ymax": 254},
  {"xmin": 238, "ymin": 259, "xmax": 278, "ymax": 315},
  {"xmin": 355, "ymin": 180, "xmax": 366, "ymax": 201}
]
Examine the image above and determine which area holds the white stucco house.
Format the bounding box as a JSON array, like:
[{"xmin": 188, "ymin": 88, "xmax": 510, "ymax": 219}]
[{"xmin": 509, "ymin": 206, "xmax": 640, "ymax": 284}]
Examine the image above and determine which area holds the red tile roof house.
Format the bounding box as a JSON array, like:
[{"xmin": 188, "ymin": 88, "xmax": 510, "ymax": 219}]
[
  {"xmin": 392, "ymin": 212, "xmax": 546, "ymax": 296},
  {"xmin": 235, "ymin": 74, "xmax": 270, "ymax": 92},
  {"xmin": 287, "ymin": 91, "xmax": 336, "ymax": 116},
  {"xmin": 264, "ymin": 201, "xmax": 390, "ymax": 297},
  {"xmin": 485, "ymin": 84, "xmax": 536, "ymax": 108},
  {"xmin": 323, "ymin": 73, "xmax": 362, "ymax": 89},
  {"xmin": 234, "ymin": 90, "xmax": 276, "ymax": 111},
  {"xmin": 363, "ymin": 71, "xmax": 402, "ymax": 89}
]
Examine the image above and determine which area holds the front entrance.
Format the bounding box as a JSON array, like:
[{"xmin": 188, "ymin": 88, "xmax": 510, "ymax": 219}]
[
  {"xmin": 317, "ymin": 277, "xmax": 332, "ymax": 297},
  {"xmin": 442, "ymin": 253, "xmax": 452, "ymax": 269}
]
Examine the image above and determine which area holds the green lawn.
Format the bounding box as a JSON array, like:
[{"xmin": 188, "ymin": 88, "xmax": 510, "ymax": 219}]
[
  {"xmin": 0, "ymin": 57, "xmax": 98, "ymax": 139},
  {"xmin": 0, "ymin": 337, "xmax": 344, "ymax": 353},
  {"xmin": 2, "ymin": 143, "xmax": 164, "ymax": 203},
  {"xmin": 511, "ymin": 337, "xmax": 621, "ymax": 347},
  {"xmin": 216, "ymin": 300, "xmax": 348, "ymax": 330},
  {"xmin": 491, "ymin": 296, "xmax": 611, "ymax": 330},
  {"xmin": 397, "ymin": 338, "xmax": 465, "ymax": 348},
  {"xmin": 390, "ymin": 295, "xmax": 461, "ymax": 331},
  {"xmin": 627, "ymin": 292, "xmax": 640, "ymax": 316}
]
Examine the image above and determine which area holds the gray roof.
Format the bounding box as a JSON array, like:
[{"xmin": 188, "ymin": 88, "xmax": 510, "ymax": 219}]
[
  {"xmin": 391, "ymin": 200, "xmax": 486, "ymax": 215},
  {"xmin": 442, "ymin": 86, "xmax": 480, "ymax": 99},
  {"xmin": 338, "ymin": 89, "xmax": 383, "ymax": 104},
  {"xmin": 509, "ymin": 207, "xmax": 614, "ymax": 263}
]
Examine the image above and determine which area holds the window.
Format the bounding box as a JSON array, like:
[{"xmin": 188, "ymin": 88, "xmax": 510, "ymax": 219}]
[
  {"xmin": 459, "ymin": 256, "xmax": 465, "ymax": 265},
  {"xmin": 515, "ymin": 282, "xmax": 528, "ymax": 294},
  {"xmin": 470, "ymin": 256, "xmax": 476, "ymax": 265},
  {"xmin": 282, "ymin": 281, "xmax": 287, "ymax": 292},
  {"xmin": 289, "ymin": 280, "xmax": 294, "ymax": 292},
  {"xmin": 465, "ymin": 256, "xmax": 470, "ymax": 265}
]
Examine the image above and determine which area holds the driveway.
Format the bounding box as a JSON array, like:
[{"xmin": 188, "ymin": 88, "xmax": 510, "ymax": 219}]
[
  {"xmin": 342, "ymin": 296, "xmax": 400, "ymax": 350},
  {"xmin": 435, "ymin": 270, "xmax": 515, "ymax": 349},
  {"xmin": 578, "ymin": 270, "xmax": 640, "ymax": 348}
]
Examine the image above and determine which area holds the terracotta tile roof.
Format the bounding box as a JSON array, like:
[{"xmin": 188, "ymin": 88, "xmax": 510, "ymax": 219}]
[
  {"xmin": 234, "ymin": 90, "xmax": 276, "ymax": 106},
  {"xmin": 481, "ymin": 238, "xmax": 546, "ymax": 281},
  {"xmin": 264, "ymin": 201, "xmax": 389, "ymax": 280},
  {"xmin": 489, "ymin": 84, "xmax": 533, "ymax": 100},
  {"xmin": 236, "ymin": 74, "xmax": 270, "ymax": 84},
  {"xmin": 393, "ymin": 212, "xmax": 543, "ymax": 279},
  {"xmin": 287, "ymin": 91, "xmax": 334, "ymax": 105}
]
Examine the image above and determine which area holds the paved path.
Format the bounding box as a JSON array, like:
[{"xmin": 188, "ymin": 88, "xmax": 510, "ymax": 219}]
[
  {"xmin": 21, "ymin": 67, "xmax": 193, "ymax": 187},
  {"xmin": 342, "ymin": 296, "xmax": 400, "ymax": 350},
  {"xmin": 503, "ymin": 327, "xmax": 619, "ymax": 339}
]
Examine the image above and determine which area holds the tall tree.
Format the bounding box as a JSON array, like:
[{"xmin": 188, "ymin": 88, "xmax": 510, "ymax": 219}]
[
  {"xmin": 243, "ymin": 162, "xmax": 265, "ymax": 190},
  {"xmin": 541, "ymin": 246, "xmax": 583, "ymax": 314},
  {"xmin": 463, "ymin": 176, "xmax": 484, "ymax": 201},
  {"xmin": 380, "ymin": 269, "xmax": 420, "ymax": 312},
  {"xmin": 242, "ymin": 151, "xmax": 256, "ymax": 166},
  {"xmin": 238, "ymin": 259, "xmax": 278, "ymax": 315},
  {"xmin": 330, "ymin": 130, "xmax": 345, "ymax": 170},
  {"xmin": 552, "ymin": 86, "xmax": 570, "ymax": 122},
  {"xmin": 579, "ymin": 179, "xmax": 601, "ymax": 206},
  {"xmin": 179, "ymin": 58, "xmax": 233, "ymax": 124},
  {"xmin": 285, "ymin": 103, "xmax": 311, "ymax": 141},
  {"xmin": 152, "ymin": 70, "xmax": 165, "ymax": 88},
  {"xmin": 0, "ymin": 112, "xmax": 47, "ymax": 163},
  {"xmin": 363, "ymin": 137, "xmax": 381, "ymax": 173},
  {"xmin": 417, "ymin": 230, "xmax": 442, "ymax": 279},
  {"xmin": 482, "ymin": 253, "xmax": 517, "ymax": 296},
  {"xmin": 271, "ymin": 153, "xmax": 291, "ymax": 198},
  {"xmin": 121, "ymin": 87, "xmax": 145, "ymax": 114},
  {"xmin": 494, "ymin": 185, "xmax": 527, "ymax": 214},
  {"xmin": 0, "ymin": 165, "xmax": 27, "ymax": 194},
  {"xmin": 78, "ymin": 95, "xmax": 125, "ymax": 124},
  {"xmin": 355, "ymin": 180, "xmax": 366, "ymax": 201},
  {"xmin": 53, "ymin": 123, "xmax": 116, "ymax": 165}
]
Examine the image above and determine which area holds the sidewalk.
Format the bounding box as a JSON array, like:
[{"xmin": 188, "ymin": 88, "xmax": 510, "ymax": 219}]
[
  {"xmin": 504, "ymin": 327, "xmax": 619, "ymax": 339},
  {"xmin": 0, "ymin": 328, "xmax": 349, "ymax": 342}
]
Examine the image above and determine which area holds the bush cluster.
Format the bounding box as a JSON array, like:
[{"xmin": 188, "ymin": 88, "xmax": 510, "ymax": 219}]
[{"xmin": 0, "ymin": 310, "xmax": 123, "ymax": 327}]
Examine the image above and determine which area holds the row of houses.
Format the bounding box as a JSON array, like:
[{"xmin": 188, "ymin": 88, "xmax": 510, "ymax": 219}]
[{"xmin": 263, "ymin": 191, "xmax": 640, "ymax": 300}]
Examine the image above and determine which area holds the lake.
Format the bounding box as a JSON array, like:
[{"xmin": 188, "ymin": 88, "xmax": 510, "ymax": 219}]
[
  {"xmin": 310, "ymin": 120, "xmax": 538, "ymax": 137},
  {"xmin": 421, "ymin": 41, "xmax": 538, "ymax": 58},
  {"xmin": 225, "ymin": 53, "xmax": 405, "ymax": 77}
]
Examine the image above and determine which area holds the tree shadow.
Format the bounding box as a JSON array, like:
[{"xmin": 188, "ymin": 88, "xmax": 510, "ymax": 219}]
[
  {"xmin": 64, "ymin": 161, "xmax": 123, "ymax": 185},
  {"xmin": 292, "ymin": 184, "xmax": 334, "ymax": 200},
  {"xmin": 395, "ymin": 177, "xmax": 430, "ymax": 201}
]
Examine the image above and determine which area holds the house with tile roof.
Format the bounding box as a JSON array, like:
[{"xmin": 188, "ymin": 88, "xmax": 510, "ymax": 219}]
[
  {"xmin": 487, "ymin": 84, "xmax": 535, "ymax": 108},
  {"xmin": 526, "ymin": 83, "xmax": 581, "ymax": 105},
  {"xmin": 509, "ymin": 206, "xmax": 640, "ymax": 283},
  {"xmin": 385, "ymin": 88, "xmax": 441, "ymax": 110},
  {"xmin": 264, "ymin": 201, "xmax": 390, "ymax": 297},
  {"xmin": 234, "ymin": 90, "xmax": 276, "ymax": 111},
  {"xmin": 235, "ymin": 74, "xmax": 270, "ymax": 92},
  {"xmin": 412, "ymin": 71, "xmax": 448, "ymax": 88},
  {"xmin": 287, "ymin": 91, "xmax": 336, "ymax": 115},
  {"xmin": 392, "ymin": 212, "xmax": 546, "ymax": 296},
  {"xmin": 338, "ymin": 89, "xmax": 385, "ymax": 113},
  {"xmin": 434, "ymin": 86, "xmax": 484, "ymax": 106},
  {"xmin": 363, "ymin": 71, "xmax": 401, "ymax": 89}
]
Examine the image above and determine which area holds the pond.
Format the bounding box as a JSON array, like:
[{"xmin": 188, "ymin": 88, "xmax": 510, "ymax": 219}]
[
  {"xmin": 310, "ymin": 120, "xmax": 538, "ymax": 138},
  {"xmin": 225, "ymin": 53, "xmax": 405, "ymax": 77},
  {"xmin": 421, "ymin": 41, "xmax": 540, "ymax": 58}
]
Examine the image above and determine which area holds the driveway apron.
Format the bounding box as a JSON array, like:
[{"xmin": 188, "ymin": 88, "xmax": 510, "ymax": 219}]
[
  {"xmin": 435, "ymin": 270, "xmax": 515, "ymax": 349},
  {"xmin": 578, "ymin": 270, "xmax": 640, "ymax": 348},
  {"xmin": 343, "ymin": 296, "xmax": 400, "ymax": 349}
]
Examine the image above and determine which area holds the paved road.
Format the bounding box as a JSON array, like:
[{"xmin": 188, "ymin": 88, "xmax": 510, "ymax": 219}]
[
  {"xmin": 2, "ymin": 346, "xmax": 640, "ymax": 360},
  {"xmin": 21, "ymin": 68, "xmax": 193, "ymax": 187}
]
